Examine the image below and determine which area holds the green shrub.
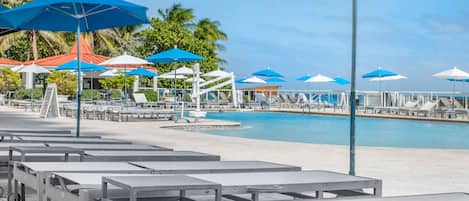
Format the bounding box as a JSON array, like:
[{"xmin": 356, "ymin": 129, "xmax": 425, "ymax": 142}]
[
  {"xmin": 110, "ymin": 89, "xmax": 123, "ymax": 100},
  {"xmin": 13, "ymin": 88, "xmax": 43, "ymax": 100},
  {"xmin": 81, "ymin": 89, "xmax": 100, "ymax": 100},
  {"xmin": 137, "ymin": 90, "xmax": 158, "ymax": 102}
]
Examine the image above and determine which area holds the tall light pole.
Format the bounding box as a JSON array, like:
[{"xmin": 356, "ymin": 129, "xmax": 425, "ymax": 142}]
[{"xmin": 349, "ymin": 0, "xmax": 358, "ymax": 176}]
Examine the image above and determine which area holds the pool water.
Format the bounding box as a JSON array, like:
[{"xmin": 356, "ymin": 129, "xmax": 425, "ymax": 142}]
[{"xmin": 203, "ymin": 112, "xmax": 469, "ymax": 149}]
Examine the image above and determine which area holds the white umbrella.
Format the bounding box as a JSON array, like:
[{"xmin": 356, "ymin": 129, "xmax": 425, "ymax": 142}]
[
  {"xmin": 99, "ymin": 69, "xmax": 120, "ymax": 77},
  {"xmin": 304, "ymin": 74, "xmax": 334, "ymax": 83},
  {"xmin": 173, "ymin": 66, "xmax": 194, "ymax": 75},
  {"xmin": 433, "ymin": 67, "xmax": 469, "ymax": 80},
  {"xmin": 11, "ymin": 64, "xmax": 24, "ymax": 72},
  {"xmin": 203, "ymin": 69, "xmax": 230, "ymax": 77},
  {"xmin": 370, "ymin": 75, "xmax": 408, "ymax": 81},
  {"xmin": 433, "ymin": 67, "xmax": 469, "ymax": 117},
  {"xmin": 185, "ymin": 77, "xmax": 205, "ymax": 83},
  {"xmin": 18, "ymin": 63, "xmax": 50, "ymax": 74},
  {"xmin": 242, "ymin": 76, "xmax": 266, "ymax": 84},
  {"xmin": 99, "ymin": 52, "xmax": 150, "ymax": 65}
]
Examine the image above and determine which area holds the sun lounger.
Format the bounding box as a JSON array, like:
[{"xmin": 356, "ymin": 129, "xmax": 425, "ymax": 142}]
[
  {"xmin": 21, "ymin": 160, "xmax": 296, "ymax": 201},
  {"xmin": 0, "ymin": 143, "xmax": 47, "ymax": 151},
  {"xmin": 102, "ymin": 175, "xmax": 222, "ymax": 201},
  {"xmin": 415, "ymin": 101, "xmax": 437, "ymax": 117},
  {"xmin": 46, "ymin": 143, "xmax": 172, "ymax": 151},
  {"xmin": 83, "ymin": 150, "xmax": 220, "ymax": 161},
  {"xmin": 130, "ymin": 161, "xmax": 301, "ymax": 174},
  {"xmin": 12, "ymin": 162, "xmax": 151, "ymax": 201},
  {"xmin": 0, "ymin": 133, "xmax": 100, "ymax": 141},
  {"xmin": 133, "ymin": 93, "xmax": 158, "ymax": 107},
  {"xmin": 189, "ymin": 170, "xmax": 382, "ymax": 200},
  {"xmin": 279, "ymin": 192, "xmax": 469, "ymax": 201},
  {"xmin": 4, "ymin": 136, "xmax": 130, "ymax": 144},
  {"xmin": 397, "ymin": 101, "xmax": 418, "ymax": 115},
  {"xmin": 45, "ymin": 170, "xmax": 381, "ymax": 201}
]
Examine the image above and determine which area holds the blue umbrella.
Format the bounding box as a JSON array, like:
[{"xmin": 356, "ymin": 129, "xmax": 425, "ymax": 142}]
[
  {"xmin": 125, "ymin": 67, "xmax": 157, "ymax": 77},
  {"xmin": 296, "ymin": 74, "xmax": 312, "ymax": 81},
  {"xmin": 0, "ymin": 0, "xmax": 149, "ymax": 137},
  {"xmin": 362, "ymin": 68, "xmax": 397, "ymax": 78},
  {"xmin": 265, "ymin": 77, "xmax": 286, "ymax": 83},
  {"xmin": 252, "ymin": 68, "xmax": 283, "ymax": 77},
  {"xmin": 333, "ymin": 77, "xmax": 351, "ymax": 85},
  {"xmin": 0, "ymin": 4, "xmax": 15, "ymax": 36},
  {"xmin": 236, "ymin": 78, "xmax": 247, "ymax": 83},
  {"xmin": 146, "ymin": 47, "xmax": 204, "ymax": 121},
  {"xmin": 55, "ymin": 60, "xmax": 109, "ymax": 72},
  {"xmin": 146, "ymin": 47, "xmax": 204, "ymax": 63}
]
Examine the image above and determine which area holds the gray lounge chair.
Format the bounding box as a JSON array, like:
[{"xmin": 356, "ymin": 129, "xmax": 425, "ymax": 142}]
[
  {"xmin": 4, "ymin": 136, "xmax": 130, "ymax": 144},
  {"xmin": 285, "ymin": 193, "xmax": 469, "ymax": 201},
  {"xmin": 46, "ymin": 143, "xmax": 172, "ymax": 151},
  {"xmin": 415, "ymin": 101, "xmax": 437, "ymax": 117},
  {"xmin": 82, "ymin": 150, "xmax": 220, "ymax": 162},
  {"xmin": 45, "ymin": 170, "xmax": 381, "ymax": 201}
]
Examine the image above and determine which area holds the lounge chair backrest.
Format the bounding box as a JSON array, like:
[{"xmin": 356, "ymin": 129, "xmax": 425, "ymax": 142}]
[
  {"xmin": 421, "ymin": 101, "xmax": 436, "ymax": 110},
  {"xmin": 279, "ymin": 94, "xmax": 290, "ymax": 103},
  {"xmin": 133, "ymin": 93, "xmax": 148, "ymax": 104},
  {"xmin": 219, "ymin": 92, "xmax": 229, "ymax": 102},
  {"xmin": 403, "ymin": 101, "xmax": 418, "ymax": 108},
  {"xmin": 439, "ymin": 98, "xmax": 451, "ymax": 107},
  {"xmin": 255, "ymin": 93, "xmax": 267, "ymax": 103}
]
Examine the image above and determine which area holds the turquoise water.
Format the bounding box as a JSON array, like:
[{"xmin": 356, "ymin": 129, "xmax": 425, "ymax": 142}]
[{"xmin": 203, "ymin": 112, "xmax": 469, "ymax": 149}]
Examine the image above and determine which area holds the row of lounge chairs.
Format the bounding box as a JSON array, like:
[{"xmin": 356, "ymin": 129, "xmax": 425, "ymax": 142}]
[{"xmin": 1, "ymin": 128, "xmax": 465, "ymax": 201}]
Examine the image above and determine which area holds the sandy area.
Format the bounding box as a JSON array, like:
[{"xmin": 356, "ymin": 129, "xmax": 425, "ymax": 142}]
[{"xmin": 1, "ymin": 106, "xmax": 468, "ymax": 196}]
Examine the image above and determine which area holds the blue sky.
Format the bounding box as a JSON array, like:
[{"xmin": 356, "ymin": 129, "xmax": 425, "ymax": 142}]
[{"xmin": 131, "ymin": 0, "xmax": 469, "ymax": 91}]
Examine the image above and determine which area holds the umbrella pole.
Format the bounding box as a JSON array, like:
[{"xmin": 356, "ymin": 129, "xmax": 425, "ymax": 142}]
[
  {"xmin": 173, "ymin": 64, "xmax": 177, "ymax": 122},
  {"xmin": 349, "ymin": 0, "xmax": 357, "ymax": 176},
  {"xmin": 76, "ymin": 23, "xmax": 81, "ymax": 138},
  {"xmin": 452, "ymin": 81, "xmax": 455, "ymax": 117}
]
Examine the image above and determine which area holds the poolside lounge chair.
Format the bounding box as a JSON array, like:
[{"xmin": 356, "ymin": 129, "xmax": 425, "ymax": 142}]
[
  {"xmin": 45, "ymin": 143, "xmax": 172, "ymax": 151},
  {"xmin": 218, "ymin": 92, "xmax": 230, "ymax": 105},
  {"xmin": 82, "ymin": 150, "xmax": 220, "ymax": 162},
  {"xmin": 45, "ymin": 170, "xmax": 381, "ymax": 201},
  {"xmin": 133, "ymin": 93, "xmax": 158, "ymax": 107},
  {"xmin": 15, "ymin": 160, "xmax": 300, "ymax": 201},
  {"xmin": 396, "ymin": 101, "xmax": 419, "ymax": 115},
  {"xmin": 415, "ymin": 101, "xmax": 437, "ymax": 117},
  {"xmin": 3, "ymin": 136, "xmax": 130, "ymax": 144}
]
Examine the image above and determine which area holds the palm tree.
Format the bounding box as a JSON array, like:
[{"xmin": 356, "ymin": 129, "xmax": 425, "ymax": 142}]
[
  {"xmin": 158, "ymin": 3, "xmax": 195, "ymax": 27},
  {"xmin": 0, "ymin": 31, "xmax": 69, "ymax": 60},
  {"xmin": 194, "ymin": 18, "xmax": 228, "ymax": 52}
]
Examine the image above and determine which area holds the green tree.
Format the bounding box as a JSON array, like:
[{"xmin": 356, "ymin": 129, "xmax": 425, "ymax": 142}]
[
  {"xmin": 138, "ymin": 18, "xmax": 221, "ymax": 88},
  {"xmin": 194, "ymin": 18, "xmax": 228, "ymax": 48},
  {"xmin": 98, "ymin": 74, "xmax": 136, "ymax": 90},
  {"xmin": 46, "ymin": 71, "xmax": 76, "ymax": 96},
  {"xmin": 0, "ymin": 68, "xmax": 21, "ymax": 92},
  {"xmin": 157, "ymin": 4, "xmax": 195, "ymax": 27}
]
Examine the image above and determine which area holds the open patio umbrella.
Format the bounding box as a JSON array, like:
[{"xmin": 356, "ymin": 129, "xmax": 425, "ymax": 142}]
[
  {"xmin": 146, "ymin": 47, "xmax": 203, "ymax": 121},
  {"xmin": 125, "ymin": 67, "xmax": 157, "ymax": 77},
  {"xmin": 11, "ymin": 64, "xmax": 25, "ymax": 72},
  {"xmin": 203, "ymin": 69, "xmax": 230, "ymax": 78},
  {"xmin": 370, "ymin": 74, "xmax": 407, "ymax": 81},
  {"xmin": 159, "ymin": 73, "xmax": 187, "ymax": 79},
  {"xmin": 240, "ymin": 76, "xmax": 266, "ymax": 84},
  {"xmin": 18, "ymin": 63, "xmax": 50, "ymax": 89},
  {"xmin": 333, "ymin": 77, "xmax": 351, "ymax": 85},
  {"xmin": 265, "ymin": 77, "xmax": 286, "ymax": 83},
  {"xmin": 100, "ymin": 69, "xmax": 120, "ymax": 77},
  {"xmin": 252, "ymin": 68, "xmax": 283, "ymax": 77},
  {"xmin": 0, "ymin": 0, "xmax": 149, "ymax": 137},
  {"xmin": 100, "ymin": 53, "xmax": 151, "ymax": 100},
  {"xmin": 362, "ymin": 68, "xmax": 399, "ymax": 108},
  {"xmin": 433, "ymin": 67, "xmax": 469, "ymax": 116},
  {"xmin": 0, "ymin": 4, "xmax": 16, "ymax": 36},
  {"xmin": 296, "ymin": 74, "xmax": 312, "ymax": 81},
  {"xmin": 56, "ymin": 60, "xmax": 109, "ymax": 100},
  {"xmin": 305, "ymin": 74, "xmax": 334, "ymax": 103}
]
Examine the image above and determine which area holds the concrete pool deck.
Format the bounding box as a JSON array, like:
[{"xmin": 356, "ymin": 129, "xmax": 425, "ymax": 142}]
[{"xmin": 0, "ymin": 106, "xmax": 468, "ymax": 196}]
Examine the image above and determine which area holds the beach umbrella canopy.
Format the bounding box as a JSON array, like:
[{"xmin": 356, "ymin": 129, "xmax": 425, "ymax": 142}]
[
  {"xmin": 203, "ymin": 69, "xmax": 230, "ymax": 77},
  {"xmin": 100, "ymin": 69, "xmax": 120, "ymax": 77},
  {"xmin": 159, "ymin": 73, "xmax": 186, "ymax": 79},
  {"xmin": 125, "ymin": 67, "xmax": 157, "ymax": 77},
  {"xmin": 0, "ymin": 4, "xmax": 16, "ymax": 36},
  {"xmin": 99, "ymin": 53, "xmax": 150, "ymax": 65},
  {"xmin": 297, "ymin": 74, "xmax": 312, "ymax": 81},
  {"xmin": 173, "ymin": 66, "xmax": 194, "ymax": 75},
  {"xmin": 146, "ymin": 47, "xmax": 204, "ymax": 63},
  {"xmin": 252, "ymin": 68, "xmax": 283, "ymax": 77},
  {"xmin": 18, "ymin": 63, "xmax": 50, "ymax": 74},
  {"xmin": 0, "ymin": 0, "xmax": 149, "ymax": 137},
  {"xmin": 433, "ymin": 67, "xmax": 469, "ymax": 80},
  {"xmin": 265, "ymin": 77, "xmax": 286, "ymax": 83},
  {"xmin": 333, "ymin": 77, "xmax": 351, "ymax": 85},
  {"xmin": 11, "ymin": 64, "xmax": 25, "ymax": 72},
  {"xmin": 305, "ymin": 74, "xmax": 334, "ymax": 83},
  {"xmin": 240, "ymin": 76, "xmax": 266, "ymax": 84},
  {"xmin": 55, "ymin": 60, "xmax": 109, "ymax": 72},
  {"xmin": 370, "ymin": 75, "xmax": 407, "ymax": 81},
  {"xmin": 362, "ymin": 68, "xmax": 398, "ymax": 78}
]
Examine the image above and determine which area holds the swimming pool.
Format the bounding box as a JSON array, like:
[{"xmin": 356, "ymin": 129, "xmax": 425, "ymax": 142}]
[{"xmin": 203, "ymin": 112, "xmax": 469, "ymax": 149}]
